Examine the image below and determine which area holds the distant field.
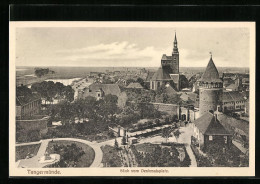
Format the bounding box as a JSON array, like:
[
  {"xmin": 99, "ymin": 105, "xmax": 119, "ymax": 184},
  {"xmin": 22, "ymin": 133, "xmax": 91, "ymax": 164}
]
[{"xmin": 16, "ymin": 143, "xmax": 41, "ymax": 161}]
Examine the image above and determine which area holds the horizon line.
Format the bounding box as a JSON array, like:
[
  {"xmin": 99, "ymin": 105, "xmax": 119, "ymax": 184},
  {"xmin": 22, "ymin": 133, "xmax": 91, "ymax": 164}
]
[{"xmin": 16, "ymin": 66, "xmax": 250, "ymax": 68}]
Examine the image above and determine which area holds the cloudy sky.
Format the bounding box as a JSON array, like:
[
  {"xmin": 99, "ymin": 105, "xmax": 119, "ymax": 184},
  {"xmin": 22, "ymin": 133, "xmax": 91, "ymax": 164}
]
[{"xmin": 15, "ymin": 26, "xmax": 250, "ymax": 68}]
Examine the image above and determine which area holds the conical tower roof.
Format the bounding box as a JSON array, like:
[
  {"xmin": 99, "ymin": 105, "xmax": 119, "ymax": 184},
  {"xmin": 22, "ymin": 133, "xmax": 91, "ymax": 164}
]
[
  {"xmin": 151, "ymin": 67, "xmax": 171, "ymax": 81},
  {"xmin": 198, "ymin": 56, "xmax": 222, "ymax": 83}
]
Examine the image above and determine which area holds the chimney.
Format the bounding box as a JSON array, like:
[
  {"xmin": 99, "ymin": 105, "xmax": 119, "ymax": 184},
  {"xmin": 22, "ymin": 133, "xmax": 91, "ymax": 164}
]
[{"xmin": 214, "ymin": 114, "xmax": 217, "ymax": 121}]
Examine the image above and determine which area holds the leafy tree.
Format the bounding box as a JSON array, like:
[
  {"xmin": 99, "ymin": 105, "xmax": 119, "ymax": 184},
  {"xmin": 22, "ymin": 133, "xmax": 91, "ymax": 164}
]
[
  {"xmin": 114, "ymin": 139, "xmax": 119, "ymax": 150},
  {"xmin": 162, "ymin": 128, "xmax": 172, "ymax": 143},
  {"xmin": 136, "ymin": 77, "xmax": 144, "ymax": 87},
  {"xmin": 31, "ymin": 81, "xmax": 74, "ymax": 103},
  {"xmin": 34, "ymin": 68, "xmax": 55, "ymax": 78},
  {"xmin": 121, "ymin": 136, "xmax": 127, "ymax": 145},
  {"xmin": 173, "ymin": 129, "xmax": 181, "ymax": 143},
  {"xmin": 98, "ymin": 94, "xmax": 118, "ymax": 123},
  {"xmin": 126, "ymin": 79, "xmax": 135, "ymax": 86}
]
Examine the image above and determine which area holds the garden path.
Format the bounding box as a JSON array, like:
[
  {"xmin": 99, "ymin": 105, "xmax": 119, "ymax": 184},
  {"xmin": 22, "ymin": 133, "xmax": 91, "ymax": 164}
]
[{"xmin": 16, "ymin": 138, "xmax": 103, "ymax": 168}]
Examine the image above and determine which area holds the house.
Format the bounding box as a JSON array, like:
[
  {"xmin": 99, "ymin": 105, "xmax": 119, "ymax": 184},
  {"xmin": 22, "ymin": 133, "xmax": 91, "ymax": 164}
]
[
  {"xmin": 192, "ymin": 112, "xmax": 232, "ymax": 150},
  {"xmin": 225, "ymin": 83, "xmax": 238, "ymax": 91},
  {"xmin": 242, "ymin": 77, "xmax": 249, "ymax": 91},
  {"xmin": 16, "ymin": 86, "xmax": 41, "ymax": 119},
  {"xmin": 222, "ymin": 91, "xmax": 246, "ymax": 112},
  {"xmin": 217, "ymin": 113, "xmax": 249, "ymax": 146},
  {"xmin": 16, "ymin": 86, "xmax": 50, "ymax": 142},
  {"xmin": 81, "ymin": 83, "xmax": 127, "ymax": 108}
]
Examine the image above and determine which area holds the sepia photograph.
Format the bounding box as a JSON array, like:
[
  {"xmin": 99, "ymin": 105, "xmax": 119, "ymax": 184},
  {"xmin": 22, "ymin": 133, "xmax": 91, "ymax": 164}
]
[{"xmin": 9, "ymin": 22, "xmax": 255, "ymax": 176}]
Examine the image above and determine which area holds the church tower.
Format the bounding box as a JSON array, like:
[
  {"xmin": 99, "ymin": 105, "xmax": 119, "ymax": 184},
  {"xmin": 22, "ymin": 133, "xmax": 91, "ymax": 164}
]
[
  {"xmin": 172, "ymin": 32, "xmax": 179, "ymax": 74},
  {"xmin": 198, "ymin": 55, "xmax": 223, "ymax": 117},
  {"xmin": 161, "ymin": 32, "xmax": 179, "ymax": 74}
]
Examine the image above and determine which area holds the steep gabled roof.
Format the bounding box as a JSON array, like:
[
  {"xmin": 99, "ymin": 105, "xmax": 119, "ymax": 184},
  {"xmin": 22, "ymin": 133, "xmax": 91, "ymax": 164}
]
[
  {"xmin": 226, "ymin": 83, "xmax": 237, "ymax": 90},
  {"xmin": 161, "ymin": 54, "xmax": 172, "ymax": 60},
  {"xmin": 151, "ymin": 67, "xmax": 171, "ymax": 80},
  {"xmin": 16, "ymin": 86, "xmax": 41, "ymax": 106},
  {"xmin": 145, "ymin": 71, "xmax": 155, "ymax": 81},
  {"xmin": 164, "ymin": 85, "xmax": 177, "ymax": 95},
  {"xmin": 223, "ymin": 91, "xmax": 245, "ymax": 102},
  {"xmin": 217, "ymin": 113, "xmax": 249, "ymax": 138},
  {"xmin": 193, "ymin": 112, "xmax": 230, "ymax": 135},
  {"xmin": 198, "ymin": 57, "xmax": 222, "ymax": 83},
  {"xmin": 126, "ymin": 82, "xmax": 143, "ymax": 89}
]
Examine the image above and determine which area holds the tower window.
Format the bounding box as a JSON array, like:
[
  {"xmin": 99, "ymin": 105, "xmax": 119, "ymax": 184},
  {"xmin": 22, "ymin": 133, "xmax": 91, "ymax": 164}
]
[{"xmin": 209, "ymin": 136, "xmax": 213, "ymax": 141}]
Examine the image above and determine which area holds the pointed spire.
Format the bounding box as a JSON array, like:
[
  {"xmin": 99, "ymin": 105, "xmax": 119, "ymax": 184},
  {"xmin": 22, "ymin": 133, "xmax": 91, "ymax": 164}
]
[
  {"xmin": 174, "ymin": 31, "xmax": 177, "ymax": 43},
  {"xmin": 173, "ymin": 31, "xmax": 179, "ymax": 54}
]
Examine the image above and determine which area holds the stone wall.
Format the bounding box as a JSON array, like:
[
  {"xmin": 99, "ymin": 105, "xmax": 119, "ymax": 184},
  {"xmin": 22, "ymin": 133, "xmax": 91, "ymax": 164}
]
[
  {"xmin": 16, "ymin": 115, "xmax": 50, "ymax": 137},
  {"xmin": 150, "ymin": 103, "xmax": 180, "ymax": 116}
]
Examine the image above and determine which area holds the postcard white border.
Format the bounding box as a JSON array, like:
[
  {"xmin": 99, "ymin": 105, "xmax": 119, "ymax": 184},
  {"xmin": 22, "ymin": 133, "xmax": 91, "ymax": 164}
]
[{"xmin": 9, "ymin": 21, "xmax": 255, "ymax": 177}]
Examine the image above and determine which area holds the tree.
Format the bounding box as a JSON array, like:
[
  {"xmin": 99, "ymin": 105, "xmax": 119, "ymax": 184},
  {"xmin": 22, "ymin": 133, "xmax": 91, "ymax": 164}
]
[
  {"xmin": 59, "ymin": 100, "xmax": 75, "ymax": 125},
  {"xmin": 114, "ymin": 139, "xmax": 119, "ymax": 150},
  {"xmin": 126, "ymin": 79, "xmax": 135, "ymax": 86},
  {"xmin": 136, "ymin": 77, "xmax": 144, "ymax": 87},
  {"xmin": 31, "ymin": 81, "xmax": 74, "ymax": 103},
  {"xmin": 34, "ymin": 68, "xmax": 54, "ymax": 78},
  {"xmin": 173, "ymin": 129, "xmax": 181, "ymax": 143},
  {"xmin": 99, "ymin": 94, "xmax": 118, "ymax": 123},
  {"xmin": 121, "ymin": 136, "xmax": 127, "ymax": 145},
  {"xmin": 162, "ymin": 128, "xmax": 172, "ymax": 143}
]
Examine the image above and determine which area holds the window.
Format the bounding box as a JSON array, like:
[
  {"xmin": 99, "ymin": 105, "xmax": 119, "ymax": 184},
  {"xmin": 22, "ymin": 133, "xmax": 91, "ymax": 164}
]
[
  {"xmin": 224, "ymin": 136, "xmax": 228, "ymax": 144},
  {"xmin": 98, "ymin": 93, "xmax": 100, "ymax": 97},
  {"xmin": 209, "ymin": 136, "xmax": 213, "ymax": 141}
]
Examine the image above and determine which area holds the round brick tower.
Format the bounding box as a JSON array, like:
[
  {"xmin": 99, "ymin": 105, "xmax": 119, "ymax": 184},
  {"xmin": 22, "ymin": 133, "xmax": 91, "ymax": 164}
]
[{"xmin": 198, "ymin": 55, "xmax": 223, "ymax": 117}]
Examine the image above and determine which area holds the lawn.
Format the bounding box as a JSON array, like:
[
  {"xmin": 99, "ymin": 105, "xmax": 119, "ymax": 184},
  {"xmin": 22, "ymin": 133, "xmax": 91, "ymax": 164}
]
[
  {"xmin": 46, "ymin": 140, "xmax": 95, "ymax": 167},
  {"xmin": 101, "ymin": 145, "xmax": 122, "ymax": 167},
  {"xmin": 16, "ymin": 143, "xmax": 41, "ymax": 161}
]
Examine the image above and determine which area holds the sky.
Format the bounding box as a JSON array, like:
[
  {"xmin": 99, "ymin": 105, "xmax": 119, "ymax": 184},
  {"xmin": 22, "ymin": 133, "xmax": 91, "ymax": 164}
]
[{"xmin": 15, "ymin": 26, "xmax": 250, "ymax": 68}]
